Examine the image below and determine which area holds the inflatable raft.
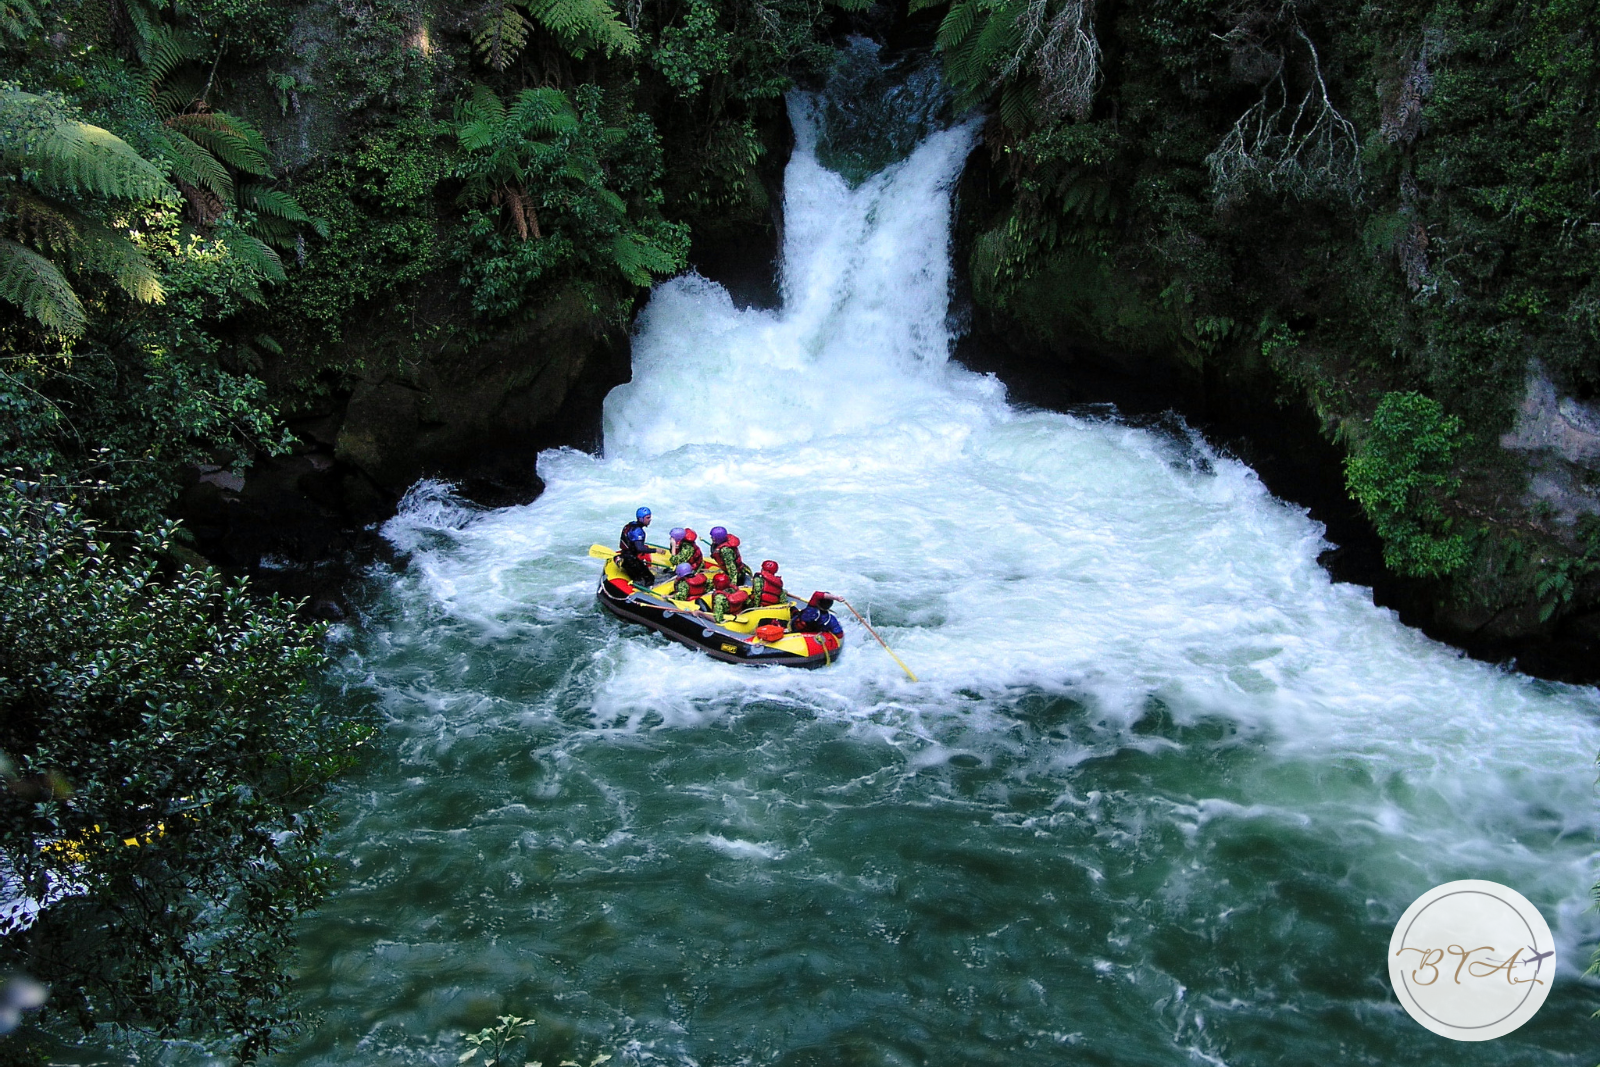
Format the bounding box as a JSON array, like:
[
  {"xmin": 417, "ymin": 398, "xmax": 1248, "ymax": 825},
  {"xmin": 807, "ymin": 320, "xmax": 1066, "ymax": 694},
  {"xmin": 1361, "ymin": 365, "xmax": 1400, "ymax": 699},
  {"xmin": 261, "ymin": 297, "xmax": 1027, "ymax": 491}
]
[{"xmin": 596, "ymin": 546, "xmax": 843, "ymax": 668}]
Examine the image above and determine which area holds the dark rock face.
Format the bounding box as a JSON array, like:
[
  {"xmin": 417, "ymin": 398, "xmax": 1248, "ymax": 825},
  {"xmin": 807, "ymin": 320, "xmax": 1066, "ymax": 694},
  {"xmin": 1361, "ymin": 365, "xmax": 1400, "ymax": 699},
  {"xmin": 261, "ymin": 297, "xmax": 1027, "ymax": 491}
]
[
  {"xmin": 333, "ymin": 286, "xmax": 628, "ymax": 501},
  {"xmin": 176, "ymin": 283, "xmax": 630, "ymax": 617}
]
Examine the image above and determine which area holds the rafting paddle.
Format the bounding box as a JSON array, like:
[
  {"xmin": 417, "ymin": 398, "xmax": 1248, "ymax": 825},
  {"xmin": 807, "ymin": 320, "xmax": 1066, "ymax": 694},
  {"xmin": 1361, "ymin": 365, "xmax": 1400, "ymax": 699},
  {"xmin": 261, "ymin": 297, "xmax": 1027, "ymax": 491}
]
[{"xmin": 834, "ymin": 596, "xmax": 918, "ymax": 682}]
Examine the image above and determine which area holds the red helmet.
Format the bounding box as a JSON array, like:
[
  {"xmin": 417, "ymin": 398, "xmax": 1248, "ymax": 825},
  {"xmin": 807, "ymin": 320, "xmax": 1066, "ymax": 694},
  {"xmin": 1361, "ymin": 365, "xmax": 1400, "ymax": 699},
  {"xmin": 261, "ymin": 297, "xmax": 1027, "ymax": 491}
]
[
  {"xmin": 712, "ymin": 573, "xmax": 731, "ymax": 590},
  {"xmin": 761, "ymin": 560, "xmax": 778, "ymax": 574},
  {"xmin": 682, "ymin": 528, "xmax": 697, "ymax": 542}
]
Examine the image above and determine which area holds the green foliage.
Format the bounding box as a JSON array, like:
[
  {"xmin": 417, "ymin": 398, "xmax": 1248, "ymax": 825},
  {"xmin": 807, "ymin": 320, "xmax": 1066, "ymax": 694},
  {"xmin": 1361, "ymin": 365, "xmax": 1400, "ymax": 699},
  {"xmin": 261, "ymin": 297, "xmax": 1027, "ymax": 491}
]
[
  {"xmin": 1533, "ymin": 516, "xmax": 1600, "ymax": 622},
  {"xmin": 0, "ymin": 88, "xmax": 177, "ymax": 334},
  {"xmin": 475, "ymin": 0, "xmax": 637, "ymax": 72},
  {"xmin": 928, "ymin": 0, "xmax": 1100, "ymax": 128},
  {"xmin": 451, "ymin": 83, "xmax": 687, "ymax": 317},
  {"xmin": 269, "ymin": 116, "xmax": 447, "ymax": 354},
  {"xmin": 1, "ymin": 200, "xmax": 295, "ymax": 531},
  {"xmin": 459, "ymin": 1016, "xmax": 535, "ymax": 1067},
  {"xmin": 0, "ymin": 481, "xmax": 373, "ymax": 1060},
  {"xmin": 0, "ymin": 89, "xmax": 173, "ymax": 202},
  {"xmin": 937, "ymin": 0, "xmax": 1600, "ymax": 612},
  {"xmin": 134, "ymin": 25, "xmax": 322, "ymax": 270},
  {"xmin": 0, "ymin": 0, "xmax": 39, "ymax": 39},
  {"xmin": 653, "ymin": 0, "xmax": 731, "ymax": 97},
  {"xmin": 1344, "ymin": 391, "xmax": 1472, "ymax": 578},
  {"xmin": 640, "ymin": 0, "xmax": 845, "ymax": 227}
]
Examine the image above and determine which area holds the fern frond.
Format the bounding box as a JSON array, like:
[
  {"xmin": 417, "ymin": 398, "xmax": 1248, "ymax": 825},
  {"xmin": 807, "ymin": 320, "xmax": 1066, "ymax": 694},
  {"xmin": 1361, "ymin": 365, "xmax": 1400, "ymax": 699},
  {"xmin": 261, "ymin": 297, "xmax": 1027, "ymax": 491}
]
[
  {"xmin": 74, "ymin": 221, "xmax": 164, "ymax": 304},
  {"xmin": 524, "ymin": 0, "xmax": 639, "ymax": 57},
  {"xmin": 241, "ymin": 212, "xmax": 304, "ymax": 248},
  {"xmin": 828, "ymin": 0, "xmax": 875, "ymax": 10},
  {"xmin": 1, "ymin": 91, "xmax": 174, "ymax": 202},
  {"xmin": 235, "ymin": 183, "xmax": 313, "ymax": 224},
  {"xmin": 474, "ymin": 4, "xmax": 530, "ymax": 71},
  {"xmin": 969, "ymin": 0, "xmax": 1025, "ymax": 79},
  {"xmin": 997, "ymin": 77, "xmax": 1035, "ymax": 133},
  {"xmin": 4, "ymin": 191, "xmax": 79, "ymax": 254},
  {"xmin": 1, "ymin": 0, "xmax": 41, "ymax": 40},
  {"xmin": 165, "ymin": 112, "xmax": 271, "ymax": 176},
  {"xmin": 223, "ymin": 231, "xmax": 286, "ymax": 287},
  {"xmin": 139, "ymin": 24, "xmax": 206, "ymax": 93},
  {"xmin": 455, "ymin": 84, "xmax": 510, "ymax": 149},
  {"xmin": 906, "ymin": 0, "xmax": 946, "ymax": 12},
  {"xmin": 160, "ymin": 127, "xmax": 235, "ymax": 200},
  {"xmin": 596, "ymin": 187, "xmax": 627, "ymax": 218},
  {"xmin": 610, "ymin": 231, "xmax": 676, "ymax": 286},
  {"xmin": 0, "ymin": 237, "xmax": 86, "ymax": 335},
  {"xmin": 510, "ymin": 87, "xmax": 579, "ymax": 137},
  {"xmin": 937, "ymin": 0, "xmax": 979, "ymax": 52},
  {"xmin": 123, "ymin": 0, "xmax": 164, "ymax": 53}
]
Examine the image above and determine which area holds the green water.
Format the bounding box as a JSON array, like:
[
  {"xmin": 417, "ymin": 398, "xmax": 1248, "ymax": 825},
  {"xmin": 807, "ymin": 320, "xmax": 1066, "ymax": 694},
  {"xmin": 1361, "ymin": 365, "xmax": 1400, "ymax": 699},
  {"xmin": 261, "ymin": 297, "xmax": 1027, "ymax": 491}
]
[{"xmin": 283, "ymin": 574, "xmax": 1598, "ymax": 1065}]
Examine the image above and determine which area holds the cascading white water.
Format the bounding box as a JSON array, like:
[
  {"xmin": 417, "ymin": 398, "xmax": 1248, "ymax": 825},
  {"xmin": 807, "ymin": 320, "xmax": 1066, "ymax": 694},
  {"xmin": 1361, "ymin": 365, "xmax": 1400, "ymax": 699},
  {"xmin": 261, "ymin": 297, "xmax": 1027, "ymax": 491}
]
[{"xmin": 311, "ymin": 45, "xmax": 1600, "ymax": 1067}]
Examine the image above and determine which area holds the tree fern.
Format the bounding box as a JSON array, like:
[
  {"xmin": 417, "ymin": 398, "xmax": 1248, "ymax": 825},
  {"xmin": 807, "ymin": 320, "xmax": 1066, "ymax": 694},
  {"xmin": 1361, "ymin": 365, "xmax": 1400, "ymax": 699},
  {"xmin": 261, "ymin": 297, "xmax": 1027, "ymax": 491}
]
[
  {"xmin": 1, "ymin": 237, "xmax": 88, "ymax": 335},
  {"xmin": 510, "ymin": 87, "xmax": 580, "ymax": 138},
  {"xmin": 610, "ymin": 231, "xmax": 677, "ymax": 286},
  {"xmin": 74, "ymin": 222, "xmax": 165, "ymax": 305},
  {"xmin": 528, "ymin": 0, "xmax": 638, "ymax": 56},
  {"xmin": 0, "ymin": 0, "xmax": 40, "ymax": 40},
  {"xmin": 222, "ymin": 231, "xmax": 287, "ymax": 286},
  {"xmin": 5, "ymin": 191, "xmax": 77, "ymax": 254},
  {"xmin": 138, "ymin": 24, "xmax": 206, "ymax": 95},
  {"xmin": 0, "ymin": 92, "xmax": 175, "ymax": 333},
  {"xmin": 474, "ymin": 3, "xmax": 530, "ymax": 72},
  {"xmin": 473, "ymin": 0, "xmax": 637, "ymax": 70},
  {"xmin": 134, "ymin": 45, "xmax": 321, "ymax": 267},
  {"xmin": 937, "ymin": 0, "xmax": 980, "ymax": 53},
  {"xmin": 1, "ymin": 91, "xmax": 174, "ymax": 202},
  {"xmin": 164, "ymin": 113, "xmax": 270, "ymax": 176},
  {"xmin": 236, "ymin": 184, "xmax": 317, "ymax": 228},
  {"xmin": 162, "ymin": 128, "xmax": 236, "ymax": 200},
  {"xmin": 928, "ymin": 0, "xmax": 1102, "ymax": 129}
]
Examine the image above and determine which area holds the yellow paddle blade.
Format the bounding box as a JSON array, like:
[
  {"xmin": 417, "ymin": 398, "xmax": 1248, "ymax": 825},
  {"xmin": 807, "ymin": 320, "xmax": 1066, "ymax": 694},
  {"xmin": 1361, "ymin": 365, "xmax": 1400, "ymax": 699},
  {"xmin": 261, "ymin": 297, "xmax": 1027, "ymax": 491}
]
[{"xmin": 589, "ymin": 544, "xmax": 616, "ymax": 559}]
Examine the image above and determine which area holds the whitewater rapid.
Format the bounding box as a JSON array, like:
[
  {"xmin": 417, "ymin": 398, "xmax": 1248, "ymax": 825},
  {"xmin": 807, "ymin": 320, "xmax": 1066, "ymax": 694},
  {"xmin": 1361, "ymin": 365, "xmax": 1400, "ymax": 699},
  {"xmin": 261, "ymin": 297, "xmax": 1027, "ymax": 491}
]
[{"xmin": 316, "ymin": 49, "xmax": 1600, "ymax": 1067}]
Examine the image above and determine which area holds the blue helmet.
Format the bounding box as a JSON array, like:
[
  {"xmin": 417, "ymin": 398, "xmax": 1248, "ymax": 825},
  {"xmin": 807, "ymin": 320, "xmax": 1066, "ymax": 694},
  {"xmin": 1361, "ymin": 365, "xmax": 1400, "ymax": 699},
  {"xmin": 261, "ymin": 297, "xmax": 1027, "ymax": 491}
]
[
  {"xmin": 709, "ymin": 526, "xmax": 728, "ymax": 543},
  {"xmin": 675, "ymin": 562, "xmax": 693, "ymax": 577},
  {"xmin": 636, "ymin": 507, "xmax": 651, "ymax": 521}
]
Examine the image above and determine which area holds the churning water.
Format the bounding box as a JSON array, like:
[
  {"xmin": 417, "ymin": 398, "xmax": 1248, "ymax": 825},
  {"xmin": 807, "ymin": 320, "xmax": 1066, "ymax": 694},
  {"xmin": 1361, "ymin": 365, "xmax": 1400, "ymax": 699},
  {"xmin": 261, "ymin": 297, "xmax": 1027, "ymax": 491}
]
[{"xmin": 291, "ymin": 48, "xmax": 1600, "ymax": 1067}]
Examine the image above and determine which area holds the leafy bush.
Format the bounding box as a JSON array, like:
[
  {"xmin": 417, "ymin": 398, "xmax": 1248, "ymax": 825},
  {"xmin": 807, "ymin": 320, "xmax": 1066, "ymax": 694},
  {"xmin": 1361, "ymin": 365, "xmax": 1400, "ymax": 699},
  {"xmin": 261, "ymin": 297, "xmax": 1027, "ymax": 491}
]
[
  {"xmin": 0, "ymin": 481, "xmax": 373, "ymax": 1060},
  {"xmin": 1344, "ymin": 391, "xmax": 1471, "ymax": 578}
]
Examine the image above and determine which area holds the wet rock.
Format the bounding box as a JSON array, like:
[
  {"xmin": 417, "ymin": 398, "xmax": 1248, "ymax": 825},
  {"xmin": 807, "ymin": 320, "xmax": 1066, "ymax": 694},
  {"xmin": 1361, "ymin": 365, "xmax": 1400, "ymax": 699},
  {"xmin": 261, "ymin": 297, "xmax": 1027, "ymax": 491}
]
[
  {"xmin": 1500, "ymin": 363, "xmax": 1600, "ymax": 524},
  {"xmin": 1501, "ymin": 363, "xmax": 1600, "ymax": 466}
]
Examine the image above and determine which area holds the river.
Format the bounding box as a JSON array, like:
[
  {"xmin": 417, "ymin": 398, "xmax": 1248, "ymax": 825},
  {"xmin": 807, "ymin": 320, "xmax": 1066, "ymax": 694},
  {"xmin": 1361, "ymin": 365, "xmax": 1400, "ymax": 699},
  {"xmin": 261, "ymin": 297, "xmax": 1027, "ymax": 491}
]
[{"xmin": 286, "ymin": 45, "xmax": 1600, "ymax": 1067}]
